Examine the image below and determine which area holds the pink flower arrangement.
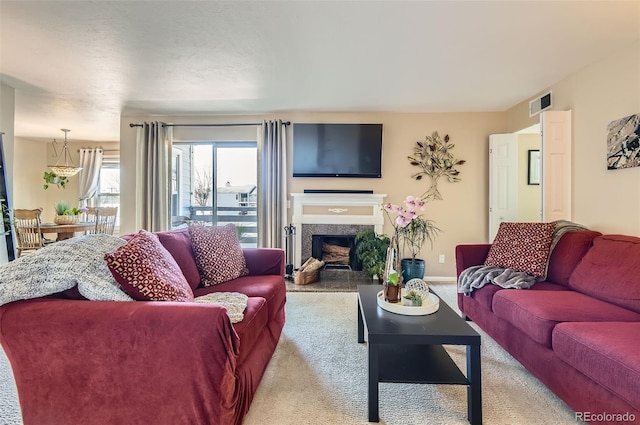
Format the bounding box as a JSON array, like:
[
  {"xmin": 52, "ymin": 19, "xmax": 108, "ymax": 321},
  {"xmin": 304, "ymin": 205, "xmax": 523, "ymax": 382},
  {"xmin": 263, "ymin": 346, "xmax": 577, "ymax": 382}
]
[
  {"xmin": 383, "ymin": 196, "xmax": 426, "ymax": 228},
  {"xmin": 382, "ymin": 195, "xmax": 440, "ymax": 261}
]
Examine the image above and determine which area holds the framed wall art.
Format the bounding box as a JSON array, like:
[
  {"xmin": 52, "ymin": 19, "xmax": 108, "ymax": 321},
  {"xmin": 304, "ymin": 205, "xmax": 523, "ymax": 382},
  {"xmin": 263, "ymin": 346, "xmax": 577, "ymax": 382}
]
[{"xmin": 607, "ymin": 113, "xmax": 640, "ymax": 170}]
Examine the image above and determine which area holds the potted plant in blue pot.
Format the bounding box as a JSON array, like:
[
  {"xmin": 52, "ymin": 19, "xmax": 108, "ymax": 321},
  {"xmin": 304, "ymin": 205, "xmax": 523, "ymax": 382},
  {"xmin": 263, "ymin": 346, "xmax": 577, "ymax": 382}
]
[
  {"xmin": 397, "ymin": 215, "xmax": 440, "ymax": 282},
  {"xmin": 383, "ymin": 196, "xmax": 440, "ymax": 284}
]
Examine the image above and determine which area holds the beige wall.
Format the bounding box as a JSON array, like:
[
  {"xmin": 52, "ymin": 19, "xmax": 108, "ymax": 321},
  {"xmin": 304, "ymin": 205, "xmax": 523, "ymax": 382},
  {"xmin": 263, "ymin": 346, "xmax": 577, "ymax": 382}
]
[
  {"xmin": 13, "ymin": 137, "xmax": 49, "ymax": 213},
  {"xmin": 517, "ymin": 134, "xmax": 541, "ymax": 222},
  {"xmin": 506, "ymin": 39, "xmax": 640, "ymax": 235},
  {"xmin": 121, "ymin": 112, "xmax": 506, "ymax": 277},
  {"xmin": 13, "ymin": 138, "xmax": 119, "ymax": 222}
]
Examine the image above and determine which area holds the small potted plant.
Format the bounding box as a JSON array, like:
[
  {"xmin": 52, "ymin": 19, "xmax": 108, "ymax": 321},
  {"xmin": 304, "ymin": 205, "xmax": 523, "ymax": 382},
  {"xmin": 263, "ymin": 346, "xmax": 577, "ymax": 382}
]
[
  {"xmin": 354, "ymin": 229, "xmax": 390, "ymax": 283},
  {"xmin": 54, "ymin": 201, "xmax": 87, "ymax": 225},
  {"xmin": 383, "ymin": 270, "xmax": 400, "ymax": 303},
  {"xmin": 402, "ymin": 289, "xmax": 423, "ymax": 306}
]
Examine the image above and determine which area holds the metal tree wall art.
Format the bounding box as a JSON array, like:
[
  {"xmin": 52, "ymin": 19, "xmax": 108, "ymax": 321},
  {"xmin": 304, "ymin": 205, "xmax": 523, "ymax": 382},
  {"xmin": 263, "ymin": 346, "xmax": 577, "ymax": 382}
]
[{"xmin": 408, "ymin": 131, "xmax": 466, "ymax": 200}]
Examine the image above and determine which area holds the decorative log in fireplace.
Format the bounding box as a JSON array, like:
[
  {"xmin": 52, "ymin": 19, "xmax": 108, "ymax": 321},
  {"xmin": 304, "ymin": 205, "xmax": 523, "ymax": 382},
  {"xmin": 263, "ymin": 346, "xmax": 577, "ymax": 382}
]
[
  {"xmin": 311, "ymin": 234, "xmax": 360, "ymax": 270},
  {"xmin": 322, "ymin": 242, "xmax": 350, "ymax": 264}
]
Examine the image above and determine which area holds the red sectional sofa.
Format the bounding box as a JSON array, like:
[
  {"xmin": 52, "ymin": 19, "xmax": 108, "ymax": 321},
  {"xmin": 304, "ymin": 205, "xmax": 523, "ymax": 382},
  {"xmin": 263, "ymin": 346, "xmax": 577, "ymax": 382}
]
[
  {"xmin": 0, "ymin": 228, "xmax": 286, "ymax": 425},
  {"xmin": 456, "ymin": 231, "xmax": 640, "ymax": 424}
]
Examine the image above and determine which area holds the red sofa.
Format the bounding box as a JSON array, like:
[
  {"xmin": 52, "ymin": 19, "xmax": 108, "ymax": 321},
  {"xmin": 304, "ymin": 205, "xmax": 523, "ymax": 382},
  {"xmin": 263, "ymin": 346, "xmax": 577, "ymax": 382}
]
[
  {"xmin": 0, "ymin": 228, "xmax": 286, "ymax": 425},
  {"xmin": 456, "ymin": 231, "xmax": 640, "ymax": 424}
]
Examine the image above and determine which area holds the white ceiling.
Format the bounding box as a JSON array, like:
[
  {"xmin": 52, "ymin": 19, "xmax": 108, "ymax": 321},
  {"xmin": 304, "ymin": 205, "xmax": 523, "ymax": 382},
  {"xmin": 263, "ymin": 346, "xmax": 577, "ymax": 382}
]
[{"xmin": 1, "ymin": 1, "xmax": 639, "ymax": 142}]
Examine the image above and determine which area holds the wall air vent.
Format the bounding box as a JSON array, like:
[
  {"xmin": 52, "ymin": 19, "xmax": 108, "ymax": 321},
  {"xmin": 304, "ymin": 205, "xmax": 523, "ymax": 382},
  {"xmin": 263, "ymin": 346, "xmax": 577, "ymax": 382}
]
[{"xmin": 529, "ymin": 90, "xmax": 553, "ymax": 117}]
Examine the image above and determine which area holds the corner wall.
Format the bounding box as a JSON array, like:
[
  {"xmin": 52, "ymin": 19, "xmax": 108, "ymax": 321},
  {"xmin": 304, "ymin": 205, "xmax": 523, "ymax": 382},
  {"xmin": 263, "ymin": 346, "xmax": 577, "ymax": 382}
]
[{"xmin": 506, "ymin": 39, "xmax": 640, "ymax": 235}]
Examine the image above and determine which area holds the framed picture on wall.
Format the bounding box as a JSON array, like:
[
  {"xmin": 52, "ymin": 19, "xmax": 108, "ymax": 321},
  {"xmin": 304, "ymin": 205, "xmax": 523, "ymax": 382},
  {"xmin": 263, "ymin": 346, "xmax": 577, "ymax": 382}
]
[
  {"xmin": 606, "ymin": 113, "xmax": 640, "ymax": 170},
  {"xmin": 528, "ymin": 150, "xmax": 540, "ymax": 185}
]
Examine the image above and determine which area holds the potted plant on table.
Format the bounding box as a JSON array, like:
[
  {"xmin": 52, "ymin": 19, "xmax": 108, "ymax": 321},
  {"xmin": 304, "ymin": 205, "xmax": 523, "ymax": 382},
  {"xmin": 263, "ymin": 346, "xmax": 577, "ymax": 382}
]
[
  {"xmin": 383, "ymin": 270, "xmax": 400, "ymax": 303},
  {"xmin": 402, "ymin": 289, "xmax": 423, "ymax": 306},
  {"xmin": 354, "ymin": 229, "xmax": 390, "ymax": 283},
  {"xmin": 54, "ymin": 201, "xmax": 88, "ymax": 225},
  {"xmin": 383, "ymin": 196, "xmax": 440, "ymax": 284}
]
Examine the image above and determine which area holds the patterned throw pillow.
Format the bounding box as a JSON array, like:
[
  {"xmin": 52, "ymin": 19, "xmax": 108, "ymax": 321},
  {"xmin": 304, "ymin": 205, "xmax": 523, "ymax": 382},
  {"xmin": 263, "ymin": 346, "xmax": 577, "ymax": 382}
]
[
  {"xmin": 189, "ymin": 223, "xmax": 249, "ymax": 286},
  {"xmin": 485, "ymin": 222, "xmax": 557, "ymax": 277},
  {"xmin": 105, "ymin": 230, "xmax": 194, "ymax": 301}
]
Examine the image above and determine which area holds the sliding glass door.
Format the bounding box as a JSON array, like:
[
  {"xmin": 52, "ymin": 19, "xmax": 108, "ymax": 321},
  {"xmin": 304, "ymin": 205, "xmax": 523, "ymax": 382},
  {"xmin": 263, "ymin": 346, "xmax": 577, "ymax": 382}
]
[{"xmin": 172, "ymin": 141, "xmax": 257, "ymax": 247}]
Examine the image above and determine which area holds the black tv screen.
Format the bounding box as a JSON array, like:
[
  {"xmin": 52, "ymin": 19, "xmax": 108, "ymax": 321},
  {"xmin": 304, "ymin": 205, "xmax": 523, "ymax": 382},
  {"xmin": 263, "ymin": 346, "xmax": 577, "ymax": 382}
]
[{"xmin": 292, "ymin": 123, "xmax": 383, "ymax": 178}]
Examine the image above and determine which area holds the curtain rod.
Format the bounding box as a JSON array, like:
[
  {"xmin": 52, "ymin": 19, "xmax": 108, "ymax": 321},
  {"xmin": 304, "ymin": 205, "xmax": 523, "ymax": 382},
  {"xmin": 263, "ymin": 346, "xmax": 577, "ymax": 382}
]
[{"xmin": 129, "ymin": 121, "xmax": 291, "ymax": 128}]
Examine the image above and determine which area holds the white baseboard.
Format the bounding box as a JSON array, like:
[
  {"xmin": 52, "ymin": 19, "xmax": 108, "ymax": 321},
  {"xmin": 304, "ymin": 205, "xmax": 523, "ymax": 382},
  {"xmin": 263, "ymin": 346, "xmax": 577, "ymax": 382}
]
[{"xmin": 425, "ymin": 276, "xmax": 457, "ymax": 282}]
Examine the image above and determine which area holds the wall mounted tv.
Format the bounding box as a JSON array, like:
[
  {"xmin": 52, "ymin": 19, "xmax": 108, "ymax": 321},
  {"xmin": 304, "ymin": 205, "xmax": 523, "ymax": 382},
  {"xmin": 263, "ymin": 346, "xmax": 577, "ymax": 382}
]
[{"xmin": 292, "ymin": 123, "xmax": 383, "ymax": 178}]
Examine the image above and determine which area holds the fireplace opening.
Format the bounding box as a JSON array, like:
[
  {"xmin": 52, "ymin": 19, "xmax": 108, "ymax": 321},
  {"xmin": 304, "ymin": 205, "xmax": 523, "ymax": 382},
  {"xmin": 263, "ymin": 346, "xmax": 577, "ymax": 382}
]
[{"xmin": 311, "ymin": 234, "xmax": 361, "ymax": 270}]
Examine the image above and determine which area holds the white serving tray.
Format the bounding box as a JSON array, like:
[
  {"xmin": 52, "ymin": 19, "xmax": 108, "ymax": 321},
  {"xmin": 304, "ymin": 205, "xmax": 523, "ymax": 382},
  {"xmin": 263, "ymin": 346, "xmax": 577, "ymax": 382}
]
[{"xmin": 376, "ymin": 289, "xmax": 440, "ymax": 316}]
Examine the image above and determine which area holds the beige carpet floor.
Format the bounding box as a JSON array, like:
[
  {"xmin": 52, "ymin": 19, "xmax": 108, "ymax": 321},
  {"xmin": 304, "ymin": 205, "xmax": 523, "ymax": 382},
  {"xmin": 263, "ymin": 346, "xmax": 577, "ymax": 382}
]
[
  {"xmin": 0, "ymin": 283, "xmax": 582, "ymax": 424},
  {"xmin": 245, "ymin": 283, "xmax": 582, "ymax": 425}
]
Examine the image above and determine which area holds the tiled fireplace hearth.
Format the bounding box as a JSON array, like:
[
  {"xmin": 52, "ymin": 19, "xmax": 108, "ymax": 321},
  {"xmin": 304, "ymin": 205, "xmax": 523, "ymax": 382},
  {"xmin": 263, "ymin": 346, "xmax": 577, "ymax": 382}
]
[{"xmin": 290, "ymin": 193, "xmax": 386, "ymax": 269}]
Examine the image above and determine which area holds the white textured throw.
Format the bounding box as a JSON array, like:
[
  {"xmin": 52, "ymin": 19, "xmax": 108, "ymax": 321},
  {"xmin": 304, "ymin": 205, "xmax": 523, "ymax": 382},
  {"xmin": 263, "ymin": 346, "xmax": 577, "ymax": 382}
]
[
  {"xmin": 195, "ymin": 292, "xmax": 249, "ymax": 323},
  {"xmin": 0, "ymin": 234, "xmax": 132, "ymax": 306}
]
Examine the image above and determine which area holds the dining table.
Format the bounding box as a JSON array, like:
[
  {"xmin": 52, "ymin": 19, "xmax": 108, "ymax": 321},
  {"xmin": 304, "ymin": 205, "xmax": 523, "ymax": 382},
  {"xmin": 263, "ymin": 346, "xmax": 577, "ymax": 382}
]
[{"xmin": 40, "ymin": 221, "xmax": 97, "ymax": 241}]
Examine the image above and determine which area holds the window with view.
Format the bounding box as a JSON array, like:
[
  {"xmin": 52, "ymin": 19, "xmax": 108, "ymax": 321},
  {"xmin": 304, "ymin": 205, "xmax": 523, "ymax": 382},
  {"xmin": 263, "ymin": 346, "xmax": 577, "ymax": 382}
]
[
  {"xmin": 98, "ymin": 160, "xmax": 120, "ymax": 233},
  {"xmin": 171, "ymin": 141, "xmax": 257, "ymax": 247}
]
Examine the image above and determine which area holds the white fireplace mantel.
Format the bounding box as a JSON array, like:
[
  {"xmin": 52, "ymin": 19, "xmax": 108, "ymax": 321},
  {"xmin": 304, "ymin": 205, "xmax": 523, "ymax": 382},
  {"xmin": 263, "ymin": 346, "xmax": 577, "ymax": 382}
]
[{"xmin": 290, "ymin": 192, "xmax": 386, "ymax": 267}]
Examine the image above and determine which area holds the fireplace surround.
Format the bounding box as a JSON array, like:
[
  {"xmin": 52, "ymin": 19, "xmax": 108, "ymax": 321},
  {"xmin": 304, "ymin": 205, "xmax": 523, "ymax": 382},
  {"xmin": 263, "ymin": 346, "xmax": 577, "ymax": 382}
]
[{"xmin": 290, "ymin": 193, "xmax": 386, "ymax": 268}]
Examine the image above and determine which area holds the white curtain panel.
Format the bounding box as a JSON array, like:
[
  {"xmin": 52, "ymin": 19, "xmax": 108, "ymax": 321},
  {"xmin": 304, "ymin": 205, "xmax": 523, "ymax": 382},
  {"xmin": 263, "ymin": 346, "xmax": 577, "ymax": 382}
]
[
  {"xmin": 257, "ymin": 120, "xmax": 287, "ymax": 248},
  {"xmin": 135, "ymin": 122, "xmax": 172, "ymax": 232},
  {"xmin": 78, "ymin": 148, "xmax": 103, "ymax": 205}
]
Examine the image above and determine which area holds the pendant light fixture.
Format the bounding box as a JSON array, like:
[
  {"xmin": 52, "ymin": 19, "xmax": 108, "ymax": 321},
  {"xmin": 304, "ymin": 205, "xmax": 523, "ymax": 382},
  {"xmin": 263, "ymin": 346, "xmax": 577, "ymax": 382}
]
[{"xmin": 50, "ymin": 128, "xmax": 82, "ymax": 177}]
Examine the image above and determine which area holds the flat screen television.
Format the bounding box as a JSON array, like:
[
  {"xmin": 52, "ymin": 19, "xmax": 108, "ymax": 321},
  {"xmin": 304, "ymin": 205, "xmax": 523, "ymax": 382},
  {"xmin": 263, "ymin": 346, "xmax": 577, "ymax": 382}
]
[{"xmin": 292, "ymin": 123, "xmax": 383, "ymax": 178}]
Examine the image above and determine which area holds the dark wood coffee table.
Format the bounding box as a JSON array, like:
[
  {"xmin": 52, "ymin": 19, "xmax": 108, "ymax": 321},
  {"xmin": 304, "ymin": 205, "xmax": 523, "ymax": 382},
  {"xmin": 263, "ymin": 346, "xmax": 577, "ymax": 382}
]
[{"xmin": 357, "ymin": 285, "xmax": 482, "ymax": 424}]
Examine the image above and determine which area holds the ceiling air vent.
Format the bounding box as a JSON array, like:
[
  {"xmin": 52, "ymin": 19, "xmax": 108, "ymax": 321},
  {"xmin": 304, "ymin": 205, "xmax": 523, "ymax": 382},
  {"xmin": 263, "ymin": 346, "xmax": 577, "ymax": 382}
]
[{"xmin": 529, "ymin": 90, "xmax": 552, "ymax": 117}]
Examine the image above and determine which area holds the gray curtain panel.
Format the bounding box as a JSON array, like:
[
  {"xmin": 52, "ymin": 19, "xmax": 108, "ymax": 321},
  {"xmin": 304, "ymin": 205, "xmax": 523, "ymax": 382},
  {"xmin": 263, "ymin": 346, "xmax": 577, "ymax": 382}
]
[
  {"xmin": 78, "ymin": 148, "xmax": 103, "ymax": 205},
  {"xmin": 135, "ymin": 122, "xmax": 172, "ymax": 232},
  {"xmin": 257, "ymin": 120, "xmax": 287, "ymax": 248}
]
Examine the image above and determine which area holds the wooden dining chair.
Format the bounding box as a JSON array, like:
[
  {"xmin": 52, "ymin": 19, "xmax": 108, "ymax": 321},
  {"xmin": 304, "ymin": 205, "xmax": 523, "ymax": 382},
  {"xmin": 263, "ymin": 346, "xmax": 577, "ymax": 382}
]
[
  {"xmin": 13, "ymin": 208, "xmax": 47, "ymax": 257},
  {"xmin": 87, "ymin": 207, "xmax": 118, "ymax": 235}
]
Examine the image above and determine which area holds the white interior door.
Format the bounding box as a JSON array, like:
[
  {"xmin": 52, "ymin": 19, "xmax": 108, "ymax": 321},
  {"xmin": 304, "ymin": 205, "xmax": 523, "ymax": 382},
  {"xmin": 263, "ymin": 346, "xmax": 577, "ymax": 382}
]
[
  {"xmin": 489, "ymin": 134, "xmax": 519, "ymax": 242},
  {"xmin": 541, "ymin": 110, "xmax": 572, "ymax": 222}
]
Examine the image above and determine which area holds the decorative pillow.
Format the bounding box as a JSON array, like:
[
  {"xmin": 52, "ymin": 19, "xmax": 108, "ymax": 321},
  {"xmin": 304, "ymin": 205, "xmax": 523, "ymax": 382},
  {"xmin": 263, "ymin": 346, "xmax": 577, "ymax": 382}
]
[
  {"xmin": 0, "ymin": 234, "xmax": 132, "ymax": 306},
  {"xmin": 105, "ymin": 230, "xmax": 194, "ymax": 302},
  {"xmin": 156, "ymin": 228, "xmax": 201, "ymax": 290},
  {"xmin": 485, "ymin": 222, "xmax": 557, "ymax": 278},
  {"xmin": 189, "ymin": 224, "xmax": 249, "ymax": 286}
]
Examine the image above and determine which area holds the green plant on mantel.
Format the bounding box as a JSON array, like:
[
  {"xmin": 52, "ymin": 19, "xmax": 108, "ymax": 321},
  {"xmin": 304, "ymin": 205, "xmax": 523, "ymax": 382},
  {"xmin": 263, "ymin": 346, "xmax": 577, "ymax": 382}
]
[
  {"xmin": 43, "ymin": 171, "xmax": 68, "ymax": 190},
  {"xmin": 408, "ymin": 131, "xmax": 466, "ymax": 201}
]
